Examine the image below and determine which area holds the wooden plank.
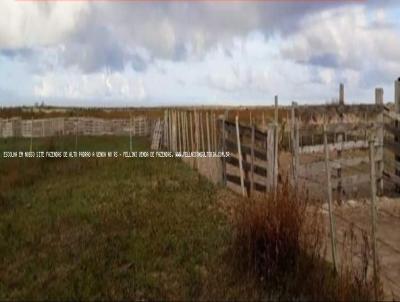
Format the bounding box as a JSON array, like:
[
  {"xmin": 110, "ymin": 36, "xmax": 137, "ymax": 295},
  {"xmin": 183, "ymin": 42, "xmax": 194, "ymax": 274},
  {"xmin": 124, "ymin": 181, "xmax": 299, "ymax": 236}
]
[
  {"xmin": 299, "ymin": 140, "xmax": 372, "ymax": 154},
  {"xmin": 383, "ymin": 171, "xmax": 400, "ymax": 186},
  {"xmin": 384, "ymin": 123, "xmax": 399, "ymax": 136},
  {"xmin": 226, "ymin": 156, "xmax": 267, "ymax": 177},
  {"xmin": 226, "ymin": 174, "xmax": 266, "ymax": 192},
  {"xmin": 236, "ymin": 115, "xmax": 246, "ymax": 197},
  {"xmin": 384, "ymin": 110, "xmax": 400, "ymax": 122},
  {"xmin": 331, "ymin": 173, "xmax": 370, "ymax": 188},
  {"xmin": 384, "ymin": 138, "xmax": 400, "ymax": 154},
  {"xmin": 223, "ymin": 119, "xmax": 268, "ymax": 141},
  {"xmin": 300, "ymin": 122, "xmax": 378, "ymax": 134},
  {"xmin": 331, "ymin": 156, "xmax": 382, "ymax": 170},
  {"xmin": 225, "ymin": 138, "xmax": 266, "ymax": 160}
]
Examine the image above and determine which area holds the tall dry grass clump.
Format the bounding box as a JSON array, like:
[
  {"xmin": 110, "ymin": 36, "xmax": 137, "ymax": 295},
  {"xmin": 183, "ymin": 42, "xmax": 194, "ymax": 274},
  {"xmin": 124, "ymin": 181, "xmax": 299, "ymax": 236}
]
[
  {"xmin": 232, "ymin": 179, "xmax": 323, "ymax": 280},
  {"xmin": 231, "ymin": 179, "xmax": 381, "ymax": 301}
]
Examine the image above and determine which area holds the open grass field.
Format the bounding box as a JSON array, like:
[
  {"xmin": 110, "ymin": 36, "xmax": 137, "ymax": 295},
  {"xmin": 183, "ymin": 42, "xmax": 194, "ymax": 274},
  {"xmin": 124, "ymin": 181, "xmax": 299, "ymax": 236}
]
[
  {"xmin": 0, "ymin": 136, "xmax": 268, "ymax": 300},
  {"xmin": 0, "ymin": 136, "xmax": 382, "ymax": 301}
]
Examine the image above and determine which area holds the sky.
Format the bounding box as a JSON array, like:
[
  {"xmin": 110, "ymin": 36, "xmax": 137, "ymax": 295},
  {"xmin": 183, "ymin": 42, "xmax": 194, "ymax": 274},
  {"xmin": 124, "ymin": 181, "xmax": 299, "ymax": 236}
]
[{"xmin": 0, "ymin": 0, "xmax": 400, "ymax": 107}]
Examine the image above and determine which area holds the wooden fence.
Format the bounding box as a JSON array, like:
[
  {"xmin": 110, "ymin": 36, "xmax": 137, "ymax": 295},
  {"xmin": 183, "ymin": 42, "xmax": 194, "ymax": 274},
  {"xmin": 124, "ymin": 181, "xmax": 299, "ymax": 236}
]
[
  {"xmin": 162, "ymin": 109, "xmax": 219, "ymax": 154},
  {"xmin": 0, "ymin": 116, "xmax": 151, "ymax": 138},
  {"xmin": 291, "ymin": 96, "xmax": 384, "ymax": 201},
  {"xmin": 159, "ymin": 106, "xmax": 279, "ymax": 197},
  {"xmin": 383, "ymin": 106, "xmax": 400, "ymax": 189},
  {"xmin": 220, "ymin": 118, "xmax": 277, "ymax": 197}
]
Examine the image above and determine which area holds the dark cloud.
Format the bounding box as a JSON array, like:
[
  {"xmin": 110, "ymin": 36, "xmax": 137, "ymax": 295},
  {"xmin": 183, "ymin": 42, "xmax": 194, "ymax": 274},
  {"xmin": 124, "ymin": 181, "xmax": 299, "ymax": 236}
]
[
  {"xmin": 0, "ymin": 48, "xmax": 34, "ymax": 59},
  {"xmin": 307, "ymin": 53, "xmax": 340, "ymax": 69}
]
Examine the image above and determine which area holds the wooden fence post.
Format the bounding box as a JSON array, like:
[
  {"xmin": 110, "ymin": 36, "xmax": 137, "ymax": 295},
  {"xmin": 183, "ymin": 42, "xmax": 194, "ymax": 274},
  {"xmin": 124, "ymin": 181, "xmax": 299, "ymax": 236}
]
[
  {"xmin": 200, "ymin": 112, "xmax": 205, "ymax": 152},
  {"xmin": 250, "ymin": 123, "xmax": 255, "ymax": 195},
  {"xmin": 30, "ymin": 116, "xmax": 33, "ymax": 152},
  {"xmin": 213, "ymin": 112, "xmax": 217, "ymax": 152},
  {"xmin": 206, "ymin": 111, "xmax": 211, "ymax": 152},
  {"xmin": 394, "ymin": 79, "xmax": 400, "ymax": 192},
  {"xmin": 336, "ymin": 84, "xmax": 345, "ymax": 202},
  {"xmin": 169, "ymin": 110, "xmax": 173, "ymax": 151},
  {"xmin": 129, "ymin": 114, "xmax": 133, "ymax": 152},
  {"xmin": 236, "ymin": 115, "xmax": 246, "ymax": 197},
  {"xmin": 195, "ymin": 110, "xmax": 199, "ymax": 153},
  {"xmin": 369, "ymin": 137, "xmax": 379, "ymax": 301},
  {"xmin": 375, "ymin": 88, "xmax": 384, "ymax": 194},
  {"xmin": 173, "ymin": 110, "xmax": 177, "ymax": 152},
  {"xmin": 262, "ymin": 112, "xmax": 266, "ymax": 128},
  {"xmin": 324, "ymin": 124, "xmax": 338, "ymax": 273},
  {"xmin": 274, "ymin": 96, "xmax": 279, "ymax": 195},
  {"xmin": 222, "ymin": 112, "xmax": 227, "ymax": 186},
  {"xmin": 75, "ymin": 118, "xmax": 78, "ymax": 151},
  {"xmin": 178, "ymin": 110, "xmax": 183, "ymax": 152},
  {"xmin": 190, "ymin": 111, "xmax": 194, "ymax": 152},
  {"xmin": 291, "ymin": 102, "xmax": 299, "ymax": 186},
  {"xmin": 181, "ymin": 111, "xmax": 186, "ymax": 152},
  {"xmin": 267, "ymin": 126, "xmax": 275, "ymax": 192},
  {"xmin": 185, "ymin": 111, "xmax": 189, "ymax": 152}
]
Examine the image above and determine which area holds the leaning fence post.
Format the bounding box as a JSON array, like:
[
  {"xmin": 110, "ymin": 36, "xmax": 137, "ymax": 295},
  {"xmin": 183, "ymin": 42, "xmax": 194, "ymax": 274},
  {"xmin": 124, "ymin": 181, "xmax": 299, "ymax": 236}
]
[
  {"xmin": 236, "ymin": 115, "xmax": 246, "ymax": 197},
  {"xmin": 324, "ymin": 124, "xmax": 338, "ymax": 273},
  {"xmin": 369, "ymin": 137, "xmax": 379, "ymax": 301}
]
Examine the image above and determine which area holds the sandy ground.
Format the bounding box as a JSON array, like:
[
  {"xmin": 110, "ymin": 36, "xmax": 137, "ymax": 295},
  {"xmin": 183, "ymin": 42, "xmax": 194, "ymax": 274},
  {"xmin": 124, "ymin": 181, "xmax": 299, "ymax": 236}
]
[
  {"xmin": 187, "ymin": 151, "xmax": 400, "ymax": 299},
  {"xmin": 322, "ymin": 197, "xmax": 400, "ymax": 300}
]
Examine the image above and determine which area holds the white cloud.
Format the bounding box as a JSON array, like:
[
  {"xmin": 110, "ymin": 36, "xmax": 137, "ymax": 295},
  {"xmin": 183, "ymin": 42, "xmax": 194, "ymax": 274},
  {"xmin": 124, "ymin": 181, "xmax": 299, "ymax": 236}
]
[
  {"xmin": 1, "ymin": 1, "xmax": 400, "ymax": 106},
  {"xmin": 281, "ymin": 6, "xmax": 400, "ymax": 70},
  {"xmin": 0, "ymin": 0, "xmax": 88, "ymax": 48},
  {"xmin": 34, "ymin": 69, "xmax": 146, "ymax": 101}
]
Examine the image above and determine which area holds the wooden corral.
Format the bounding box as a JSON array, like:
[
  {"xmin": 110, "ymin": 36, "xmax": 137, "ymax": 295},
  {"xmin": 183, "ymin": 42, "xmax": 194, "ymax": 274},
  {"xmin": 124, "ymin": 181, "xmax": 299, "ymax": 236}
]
[{"xmin": 0, "ymin": 116, "xmax": 151, "ymax": 138}]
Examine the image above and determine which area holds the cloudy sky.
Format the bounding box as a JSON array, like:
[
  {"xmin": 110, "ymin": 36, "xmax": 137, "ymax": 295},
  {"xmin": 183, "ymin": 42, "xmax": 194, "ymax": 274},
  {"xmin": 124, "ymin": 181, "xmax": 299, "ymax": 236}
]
[{"xmin": 0, "ymin": 0, "xmax": 400, "ymax": 107}]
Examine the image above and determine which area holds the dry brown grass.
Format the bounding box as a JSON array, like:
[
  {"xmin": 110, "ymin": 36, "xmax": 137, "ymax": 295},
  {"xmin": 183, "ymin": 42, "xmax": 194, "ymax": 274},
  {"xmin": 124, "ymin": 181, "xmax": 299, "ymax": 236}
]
[{"xmin": 231, "ymin": 178, "xmax": 382, "ymax": 301}]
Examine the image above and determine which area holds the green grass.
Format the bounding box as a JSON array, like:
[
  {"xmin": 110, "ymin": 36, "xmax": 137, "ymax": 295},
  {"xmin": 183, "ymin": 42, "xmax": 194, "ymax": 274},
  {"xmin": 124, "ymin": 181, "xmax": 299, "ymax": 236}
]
[{"xmin": 0, "ymin": 136, "xmax": 263, "ymax": 300}]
